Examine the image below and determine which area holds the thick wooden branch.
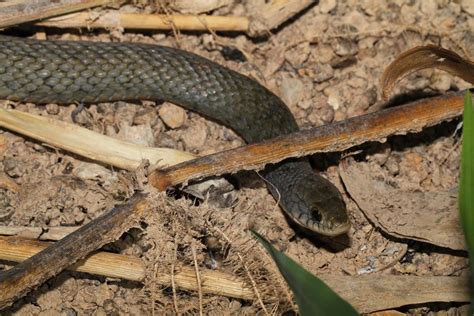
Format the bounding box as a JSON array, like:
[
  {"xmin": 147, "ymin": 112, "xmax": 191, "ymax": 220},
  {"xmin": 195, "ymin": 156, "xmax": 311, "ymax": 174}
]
[
  {"xmin": 0, "ymin": 193, "xmax": 150, "ymax": 310},
  {"xmin": 149, "ymin": 93, "xmax": 464, "ymax": 190}
]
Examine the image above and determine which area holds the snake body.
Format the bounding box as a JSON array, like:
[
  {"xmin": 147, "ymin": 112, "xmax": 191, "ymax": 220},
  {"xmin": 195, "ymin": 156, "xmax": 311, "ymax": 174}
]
[{"xmin": 0, "ymin": 36, "xmax": 349, "ymax": 236}]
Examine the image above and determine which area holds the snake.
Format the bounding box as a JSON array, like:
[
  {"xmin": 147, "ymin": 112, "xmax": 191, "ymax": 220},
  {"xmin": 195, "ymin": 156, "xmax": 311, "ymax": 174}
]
[{"xmin": 0, "ymin": 35, "xmax": 350, "ymax": 236}]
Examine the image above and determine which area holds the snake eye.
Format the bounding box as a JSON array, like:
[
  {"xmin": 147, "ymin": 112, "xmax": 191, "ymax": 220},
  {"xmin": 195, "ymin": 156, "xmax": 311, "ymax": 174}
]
[{"xmin": 311, "ymin": 208, "xmax": 322, "ymax": 223}]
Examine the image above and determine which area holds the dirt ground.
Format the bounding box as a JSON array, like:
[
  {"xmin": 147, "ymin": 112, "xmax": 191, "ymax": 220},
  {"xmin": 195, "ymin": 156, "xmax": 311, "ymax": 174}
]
[{"xmin": 0, "ymin": 0, "xmax": 473, "ymax": 314}]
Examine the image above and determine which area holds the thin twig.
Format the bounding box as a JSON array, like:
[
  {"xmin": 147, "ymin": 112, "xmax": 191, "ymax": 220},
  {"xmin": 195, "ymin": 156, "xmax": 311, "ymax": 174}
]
[{"xmin": 191, "ymin": 243, "xmax": 203, "ymax": 316}]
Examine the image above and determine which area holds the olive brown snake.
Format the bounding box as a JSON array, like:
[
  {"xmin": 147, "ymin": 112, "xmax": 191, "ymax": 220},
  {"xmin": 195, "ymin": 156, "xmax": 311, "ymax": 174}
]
[{"xmin": 0, "ymin": 35, "xmax": 350, "ymax": 236}]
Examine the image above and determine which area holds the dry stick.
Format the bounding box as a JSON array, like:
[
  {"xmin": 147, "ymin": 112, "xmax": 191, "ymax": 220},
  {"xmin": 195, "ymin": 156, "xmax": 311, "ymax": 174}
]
[
  {"xmin": 247, "ymin": 0, "xmax": 314, "ymax": 36},
  {"xmin": 36, "ymin": 11, "xmax": 250, "ymax": 32},
  {"xmin": 0, "ymin": 193, "xmax": 150, "ymax": 310},
  {"xmin": 149, "ymin": 93, "xmax": 465, "ymax": 190},
  {"xmin": 0, "ymin": 0, "xmax": 115, "ymax": 29},
  {"xmin": 0, "ymin": 236, "xmax": 468, "ymax": 313},
  {"xmin": 0, "ymin": 236, "xmax": 255, "ymax": 301}
]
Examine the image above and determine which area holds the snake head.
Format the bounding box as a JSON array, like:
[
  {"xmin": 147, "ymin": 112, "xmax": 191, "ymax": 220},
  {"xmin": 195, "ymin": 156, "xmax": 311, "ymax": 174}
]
[
  {"xmin": 275, "ymin": 166, "xmax": 351, "ymax": 237},
  {"xmin": 306, "ymin": 192, "xmax": 350, "ymax": 237}
]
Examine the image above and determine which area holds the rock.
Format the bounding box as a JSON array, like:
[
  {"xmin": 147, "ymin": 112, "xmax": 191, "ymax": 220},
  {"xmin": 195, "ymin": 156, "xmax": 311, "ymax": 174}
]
[
  {"xmin": 431, "ymin": 73, "xmax": 452, "ymax": 92},
  {"xmin": 420, "ymin": 1, "xmax": 438, "ymax": 16},
  {"xmin": 460, "ymin": 0, "xmax": 474, "ymax": 15},
  {"xmin": 284, "ymin": 42, "xmax": 310, "ymax": 67},
  {"xmin": 155, "ymin": 133, "xmax": 179, "ymax": 149},
  {"xmin": 280, "ymin": 75, "xmax": 305, "ymax": 108},
  {"xmin": 158, "ymin": 102, "xmax": 187, "ymax": 129},
  {"xmin": 312, "ymin": 44, "xmax": 335, "ymax": 64},
  {"xmin": 319, "ymin": 0, "xmax": 337, "ymax": 14},
  {"xmin": 297, "ymin": 99, "xmax": 312, "ymax": 110},
  {"xmin": 317, "ymin": 105, "xmax": 335, "ymax": 123},
  {"xmin": 312, "ymin": 63, "xmax": 334, "ymax": 83},
  {"xmin": 400, "ymin": 4, "xmax": 417, "ymax": 24},
  {"xmin": 116, "ymin": 123, "xmax": 155, "ymax": 147},
  {"xmin": 133, "ymin": 106, "xmax": 158, "ymax": 126},
  {"xmin": 180, "ymin": 120, "xmax": 208, "ymax": 152},
  {"xmin": 45, "ymin": 103, "xmax": 59, "ymax": 115},
  {"xmin": 344, "ymin": 10, "xmax": 369, "ymax": 31},
  {"xmin": 332, "ymin": 38, "xmax": 358, "ymax": 56},
  {"xmin": 323, "ymin": 86, "xmax": 342, "ymax": 110},
  {"xmin": 114, "ymin": 101, "xmax": 136, "ymax": 126}
]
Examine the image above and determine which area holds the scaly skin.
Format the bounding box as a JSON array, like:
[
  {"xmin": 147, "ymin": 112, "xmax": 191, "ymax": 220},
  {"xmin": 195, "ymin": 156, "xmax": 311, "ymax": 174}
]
[{"xmin": 0, "ymin": 36, "xmax": 350, "ymax": 236}]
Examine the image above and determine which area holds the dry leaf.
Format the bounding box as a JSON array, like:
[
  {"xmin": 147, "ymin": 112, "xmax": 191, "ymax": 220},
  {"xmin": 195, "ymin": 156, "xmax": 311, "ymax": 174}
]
[
  {"xmin": 381, "ymin": 45, "xmax": 474, "ymax": 99},
  {"xmin": 340, "ymin": 160, "xmax": 465, "ymax": 250}
]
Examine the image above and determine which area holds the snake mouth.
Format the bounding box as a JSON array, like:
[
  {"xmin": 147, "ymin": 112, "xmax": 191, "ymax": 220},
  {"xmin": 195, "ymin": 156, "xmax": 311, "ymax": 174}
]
[
  {"xmin": 312, "ymin": 220, "xmax": 351, "ymax": 237},
  {"xmin": 291, "ymin": 209, "xmax": 351, "ymax": 237}
]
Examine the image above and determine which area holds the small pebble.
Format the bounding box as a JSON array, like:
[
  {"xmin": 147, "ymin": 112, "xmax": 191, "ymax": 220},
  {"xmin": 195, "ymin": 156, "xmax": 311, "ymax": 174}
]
[
  {"xmin": 280, "ymin": 75, "xmax": 304, "ymax": 108},
  {"xmin": 323, "ymin": 86, "xmax": 342, "ymax": 110},
  {"xmin": 460, "ymin": 0, "xmax": 474, "ymax": 15},
  {"xmin": 344, "ymin": 10, "xmax": 369, "ymax": 31},
  {"xmin": 332, "ymin": 38, "xmax": 358, "ymax": 56},
  {"xmin": 319, "ymin": 0, "xmax": 337, "ymax": 13},
  {"xmin": 430, "ymin": 73, "xmax": 452, "ymax": 92},
  {"xmin": 284, "ymin": 42, "xmax": 310, "ymax": 67},
  {"xmin": 117, "ymin": 124, "xmax": 155, "ymax": 147},
  {"xmin": 312, "ymin": 44, "xmax": 335, "ymax": 64},
  {"xmin": 133, "ymin": 107, "xmax": 158, "ymax": 126},
  {"xmin": 45, "ymin": 103, "xmax": 59, "ymax": 115},
  {"xmin": 158, "ymin": 102, "xmax": 187, "ymax": 129},
  {"xmin": 155, "ymin": 133, "xmax": 178, "ymax": 149},
  {"xmin": 312, "ymin": 63, "xmax": 334, "ymax": 83},
  {"xmin": 420, "ymin": 1, "xmax": 438, "ymax": 16},
  {"xmin": 180, "ymin": 120, "xmax": 208, "ymax": 152}
]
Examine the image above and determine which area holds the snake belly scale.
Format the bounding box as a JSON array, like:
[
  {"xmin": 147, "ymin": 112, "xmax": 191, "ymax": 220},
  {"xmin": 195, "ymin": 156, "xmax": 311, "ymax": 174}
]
[{"xmin": 0, "ymin": 35, "xmax": 350, "ymax": 236}]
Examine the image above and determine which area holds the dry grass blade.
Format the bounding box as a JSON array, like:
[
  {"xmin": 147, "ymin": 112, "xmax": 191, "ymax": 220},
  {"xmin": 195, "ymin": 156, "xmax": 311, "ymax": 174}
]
[
  {"xmin": 0, "ymin": 0, "xmax": 115, "ymax": 28},
  {"xmin": 0, "ymin": 236, "xmax": 255, "ymax": 301},
  {"xmin": 381, "ymin": 45, "xmax": 474, "ymax": 99},
  {"xmin": 0, "ymin": 108, "xmax": 196, "ymax": 170}
]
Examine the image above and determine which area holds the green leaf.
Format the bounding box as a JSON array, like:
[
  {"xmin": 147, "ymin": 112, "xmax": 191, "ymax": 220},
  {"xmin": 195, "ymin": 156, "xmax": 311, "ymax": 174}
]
[
  {"xmin": 460, "ymin": 90, "xmax": 474, "ymax": 312},
  {"xmin": 251, "ymin": 230, "xmax": 358, "ymax": 316}
]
